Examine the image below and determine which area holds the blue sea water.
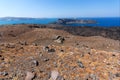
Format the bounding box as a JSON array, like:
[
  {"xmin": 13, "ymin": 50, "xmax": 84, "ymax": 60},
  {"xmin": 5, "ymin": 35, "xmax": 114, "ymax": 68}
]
[
  {"xmin": 0, "ymin": 17, "xmax": 120, "ymax": 27},
  {"xmin": 0, "ymin": 18, "xmax": 58, "ymax": 25},
  {"xmin": 69, "ymin": 17, "xmax": 120, "ymax": 27}
]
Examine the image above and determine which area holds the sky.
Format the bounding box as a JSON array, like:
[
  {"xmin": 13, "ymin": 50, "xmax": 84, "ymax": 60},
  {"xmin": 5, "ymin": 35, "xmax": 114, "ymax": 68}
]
[{"xmin": 0, "ymin": 0, "xmax": 120, "ymax": 18}]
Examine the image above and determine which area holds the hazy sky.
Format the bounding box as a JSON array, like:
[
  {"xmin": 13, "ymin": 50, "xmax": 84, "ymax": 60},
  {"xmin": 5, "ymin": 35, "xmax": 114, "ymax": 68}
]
[{"xmin": 0, "ymin": 0, "xmax": 120, "ymax": 18}]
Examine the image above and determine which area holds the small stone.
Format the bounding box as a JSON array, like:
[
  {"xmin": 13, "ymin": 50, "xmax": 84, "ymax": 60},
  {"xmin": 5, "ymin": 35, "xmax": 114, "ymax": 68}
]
[
  {"xmin": 6, "ymin": 43, "xmax": 15, "ymax": 48},
  {"xmin": 48, "ymin": 49, "xmax": 55, "ymax": 53},
  {"xmin": 32, "ymin": 60, "xmax": 39, "ymax": 66},
  {"xmin": 54, "ymin": 36, "xmax": 65, "ymax": 44},
  {"xmin": 76, "ymin": 43, "xmax": 79, "ymax": 45},
  {"xmin": 0, "ymin": 56, "xmax": 4, "ymax": 60},
  {"xmin": 39, "ymin": 53, "xmax": 43, "ymax": 57},
  {"xmin": 43, "ymin": 58, "xmax": 49, "ymax": 62},
  {"xmin": 109, "ymin": 72, "xmax": 115, "ymax": 80},
  {"xmin": 112, "ymin": 54, "xmax": 116, "ymax": 56},
  {"xmin": 85, "ymin": 74, "xmax": 99, "ymax": 80},
  {"xmin": 118, "ymin": 61, "xmax": 120, "ymax": 65},
  {"xmin": 90, "ymin": 74, "xmax": 99, "ymax": 80},
  {"xmin": 43, "ymin": 46, "xmax": 49, "ymax": 52},
  {"xmin": 32, "ymin": 43, "xmax": 38, "ymax": 46},
  {"xmin": 77, "ymin": 61, "xmax": 84, "ymax": 68},
  {"xmin": 19, "ymin": 41, "xmax": 28, "ymax": 45},
  {"xmin": 1, "ymin": 62, "xmax": 7, "ymax": 65},
  {"xmin": 115, "ymin": 73, "xmax": 120, "ymax": 77},
  {"xmin": 60, "ymin": 50, "xmax": 64, "ymax": 52},
  {"xmin": 49, "ymin": 70, "xmax": 64, "ymax": 80},
  {"xmin": 0, "ymin": 71, "xmax": 8, "ymax": 76},
  {"xmin": 16, "ymin": 46, "xmax": 24, "ymax": 50},
  {"xmin": 53, "ymin": 62, "xmax": 57, "ymax": 67},
  {"xmin": 51, "ymin": 70, "xmax": 59, "ymax": 80},
  {"xmin": 88, "ymin": 52, "xmax": 91, "ymax": 55},
  {"xmin": 25, "ymin": 71, "xmax": 35, "ymax": 80},
  {"xmin": 53, "ymin": 35, "xmax": 61, "ymax": 40}
]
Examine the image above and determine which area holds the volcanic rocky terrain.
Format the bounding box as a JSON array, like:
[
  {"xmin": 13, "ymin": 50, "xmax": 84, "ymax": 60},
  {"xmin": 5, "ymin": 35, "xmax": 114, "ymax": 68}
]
[{"xmin": 0, "ymin": 24, "xmax": 120, "ymax": 80}]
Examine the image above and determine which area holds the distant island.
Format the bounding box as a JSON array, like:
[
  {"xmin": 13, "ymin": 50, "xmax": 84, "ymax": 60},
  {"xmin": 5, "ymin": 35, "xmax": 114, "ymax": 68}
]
[
  {"xmin": 52, "ymin": 18, "xmax": 97, "ymax": 24},
  {"xmin": 0, "ymin": 17, "xmax": 43, "ymax": 21}
]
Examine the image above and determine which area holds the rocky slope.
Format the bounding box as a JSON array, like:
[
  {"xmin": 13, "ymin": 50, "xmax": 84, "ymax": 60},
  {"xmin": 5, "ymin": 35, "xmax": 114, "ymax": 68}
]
[
  {"xmin": 49, "ymin": 25, "xmax": 120, "ymax": 41},
  {"xmin": 0, "ymin": 24, "xmax": 120, "ymax": 80}
]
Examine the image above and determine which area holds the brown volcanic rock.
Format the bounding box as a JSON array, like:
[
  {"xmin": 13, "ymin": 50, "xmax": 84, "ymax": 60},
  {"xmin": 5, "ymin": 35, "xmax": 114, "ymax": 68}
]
[
  {"xmin": 50, "ymin": 26, "xmax": 120, "ymax": 41},
  {"xmin": 0, "ymin": 24, "xmax": 120, "ymax": 80},
  {"xmin": 0, "ymin": 24, "xmax": 120, "ymax": 51},
  {"xmin": 0, "ymin": 44, "xmax": 119, "ymax": 80}
]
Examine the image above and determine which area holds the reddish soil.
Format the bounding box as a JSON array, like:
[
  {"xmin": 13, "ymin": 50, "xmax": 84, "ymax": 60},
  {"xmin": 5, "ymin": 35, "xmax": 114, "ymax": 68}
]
[{"xmin": 0, "ymin": 24, "xmax": 120, "ymax": 80}]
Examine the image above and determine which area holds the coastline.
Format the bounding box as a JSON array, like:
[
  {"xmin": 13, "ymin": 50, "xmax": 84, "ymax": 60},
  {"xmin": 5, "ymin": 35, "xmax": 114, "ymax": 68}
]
[{"xmin": 0, "ymin": 17, "xmax": 120, "ymax": 27}]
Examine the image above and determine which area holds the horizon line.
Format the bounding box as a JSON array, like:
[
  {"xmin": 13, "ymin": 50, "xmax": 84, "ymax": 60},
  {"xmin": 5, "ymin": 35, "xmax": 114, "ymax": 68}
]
[{"xmin": 0, "ymin": 16, "xmax": 120, "ymax": 19}]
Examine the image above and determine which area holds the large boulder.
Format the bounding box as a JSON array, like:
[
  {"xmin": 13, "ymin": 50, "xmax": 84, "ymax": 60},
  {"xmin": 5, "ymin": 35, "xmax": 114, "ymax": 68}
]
[{"xmin": 54, "ymin": 36, "xmax": 65, "ymax": 44}]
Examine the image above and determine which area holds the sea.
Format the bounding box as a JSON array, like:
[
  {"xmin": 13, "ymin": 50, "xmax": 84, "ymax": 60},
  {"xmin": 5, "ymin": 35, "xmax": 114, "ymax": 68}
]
[{"xmin": 0, "ymin": 17, "xmax": 120, "ymax": 27}]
